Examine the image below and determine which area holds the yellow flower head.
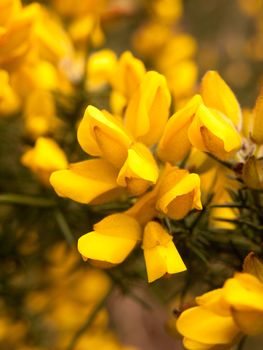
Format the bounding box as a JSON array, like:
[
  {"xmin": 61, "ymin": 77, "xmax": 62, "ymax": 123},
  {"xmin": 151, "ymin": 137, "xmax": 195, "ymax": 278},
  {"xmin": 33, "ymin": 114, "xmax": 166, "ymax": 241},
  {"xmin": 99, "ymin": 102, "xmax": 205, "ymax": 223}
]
[
  {"xmin": 78, "ymin": 213, "xmax": 142, "ymax": 265},
  {"xmin": 21, "ymin": 137, "xmax": 68, "ymax": 186},
  {"xmin": 124, "ymin": 71, "xmax": 171, "ymax": 146},
  {"xmin": 142, "ymin": 221, "xmax": 186, "ymax": 283},
  {"xmin": 156, "ymin": 165, "xmax": 202, "ymax": 220}
]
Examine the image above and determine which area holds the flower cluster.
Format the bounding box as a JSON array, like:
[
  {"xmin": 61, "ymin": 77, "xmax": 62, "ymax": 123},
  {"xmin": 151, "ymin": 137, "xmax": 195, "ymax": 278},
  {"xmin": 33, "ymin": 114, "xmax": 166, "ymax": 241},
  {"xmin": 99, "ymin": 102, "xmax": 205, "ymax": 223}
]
[
  {"xmin": 49, "ymin": 58, "xmax": 244, "ymax": 283},
  {"xmin": 176, "ymin": 253, "xmax": 263, "ymax": 350}
]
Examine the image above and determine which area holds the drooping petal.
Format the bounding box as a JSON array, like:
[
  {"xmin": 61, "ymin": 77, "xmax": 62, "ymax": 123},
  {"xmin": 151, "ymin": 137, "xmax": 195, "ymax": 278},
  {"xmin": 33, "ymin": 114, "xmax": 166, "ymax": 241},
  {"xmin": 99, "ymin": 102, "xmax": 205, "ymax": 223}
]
[
  {"xmin": 50, "ymin": 159, "xmax": 120, "ymax": 204},
  {"xmin": 142, "ymin": 222, "xmax": 186, "ymax": 282}
]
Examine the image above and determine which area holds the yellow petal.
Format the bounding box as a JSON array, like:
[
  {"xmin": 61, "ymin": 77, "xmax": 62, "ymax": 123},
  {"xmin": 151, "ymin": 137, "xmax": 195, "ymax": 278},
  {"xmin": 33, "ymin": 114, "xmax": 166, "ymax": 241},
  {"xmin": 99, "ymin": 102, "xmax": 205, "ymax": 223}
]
[
  {"xmin": 78, "ymin": 105, "xmax": 132, "ymax": 168},
  {"xmin": 251, "ymin": 87, "xmax": 263, "ymax": 144},
  {"xmin": 157, "ymin": 95, "xmax": 202, "ymax": 164},
  {"xmin": 117, "ymin": 142, "xmax": 159, "ymax": 196},
  {"xmin": 125, "ymin": 71, "xmax": 171, "ymax": 146},
  {"xmin": 201, "ymin": 70, "xmax": 242, "ymax": 129},
  {"xmin": 242, "ymin": 156, "xmax": 263, "ymax": 190},
  {"xmin": 50, "ymin": 159, "xmax": 120, "ymax": 204},
  {"xmin": 157, "ymin": 167, "xmax": 202, "ymax": 220},
  {"xmin": 142, "ymin": 221, "xmax": 172, "ymax": 249},
  {"xmin": 196, "ymin": 289, "xmax": 231, "ymax": 317},
  {"xmin": 231, "ymin": 308, "xmax": 263, "ymax": 335},
  {"xmin": 94, "ymin": 213, "xmax": 142, "ymax": 241},
  {"xmin": 176, "ymin": 306, "xmax": 240, "ymax": 345},
  {"xmin": 188, "ymin": 104, "xmax": 242, "ymax": 159},
  {"xmin": 78, "ymin": 213, "xmax": 142, "ymax": 264},
  {"xmin": 223, "ymin": 273, "xmax": 263, "ymax": 312},
  {"xmin": 78, "ymin": 231, "xmax": 137, "ymax": 264}
]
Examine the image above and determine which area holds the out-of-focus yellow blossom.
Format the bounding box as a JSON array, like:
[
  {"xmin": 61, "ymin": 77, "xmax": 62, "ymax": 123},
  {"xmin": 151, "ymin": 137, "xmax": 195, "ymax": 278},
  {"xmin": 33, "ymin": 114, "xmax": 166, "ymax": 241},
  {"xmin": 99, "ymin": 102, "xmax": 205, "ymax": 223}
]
[
  {"xmin": 176, "ymin": 289, "xmax": 241, "ymax": 350},
  {"xmin": 132, "ymin": 21, "xmax": 173, "ymax": 57},
  {"xmin": 0, "ymin": 0, "xmax": 21, "ymax": 26},
  {"xmin": 24, "ymin": 89, "xmax": 62, "ymax": 139},
  {"xmin": 152, "ymin": 0, "xmax": 182, "ymax": 23},
  {"xmin": 33, "ymin": 5, "xmax": 74, "ymax": 65},
  {"xmin": 21, "ymin": 137, "xmax": 68, "ymax": 186},
  {"xmin": 77, "ymin": 105, "xmax": 132, "ymax": 169},
  {"xmin": 223, "ymin": 272, "xmax": 263, "ymax": 335},
  {"xmin": 0, "ymin": 2, "xmax": 37, "ymax": 69},
  {"xmin": 142, "ymin": 221, "xmax": 186, "ymax": 283},
  {"xmin": 167, "ymin": 60, "xmax": 198, "ymax": 101},
  {"xmin": 188, "ymin": 103, "xmax": 242, "ymax": 160},
  {"xmin": 51, "ymin": 0, "xmax": 107, "ymax": 19},
  {"xmin": 86, "ymin": 49, "xmax": 117, "ymax": 91},
  {"xmin": 78, "ymin": 213, "xmax": 142, "ymax": 266},
  {"xmin": 124, "ymin": 71, "xmax": 171, "ymax": 146},
  {"xmin": 0, "ymin": 69, "xmax": 20, "ymax": 116},
  {"xmin": 242, "ymin": 156, "xmax": 263, "ymax": 189},
  {"xmin": 157, "ymin": 95, "xmax": 202, "ymax": 164},
  {"xmin": 11, "ymin": 60, "xmax": 58, "ymax": 98},
  {"xmin": 117, "ymin": 142, "xmax": 159, "ymax": 196},
  {"xmin": 201, "ymin": 70, "xmax": 242, "ymax": 129},
  {"xmin": 157, "ymin": 35, "xmax": 197, "ymax": 73},
  {"xmin": 156, "ymin": 166, "xmax": 202, "ymax": 220},
  {"xmin": 238, "ymin": 0, "xmax": 263, "ymax": 17}
]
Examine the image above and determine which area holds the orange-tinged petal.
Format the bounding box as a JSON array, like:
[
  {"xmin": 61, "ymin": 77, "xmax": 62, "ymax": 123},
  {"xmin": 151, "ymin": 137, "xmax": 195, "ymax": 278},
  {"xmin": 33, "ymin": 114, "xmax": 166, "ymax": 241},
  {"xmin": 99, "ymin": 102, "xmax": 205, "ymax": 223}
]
[
  {"xmin": 125, "ymin": 71, "xmax": 171, "ymax": 146},
  {"xmin": 50, "ymin": 159, "xmax": 120, "ymax": 204},
  {"xmin": 157, "ymin": 95, "xmax": 202, "ymax": 164},
  {"xmin": 157, "ymin": 167, "xmax": 202, "ymax": 220},
  {"xmin": 201, "ymin": 70, "xmax": 242, "ymax": 129}
]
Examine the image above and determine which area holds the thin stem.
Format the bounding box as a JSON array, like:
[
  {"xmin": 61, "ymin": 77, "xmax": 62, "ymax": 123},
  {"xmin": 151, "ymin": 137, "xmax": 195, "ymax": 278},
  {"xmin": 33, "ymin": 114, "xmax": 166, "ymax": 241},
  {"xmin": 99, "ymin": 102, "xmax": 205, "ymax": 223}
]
[
  {"xmin": 0, "ymin": 194, "xmax": 56, "ymax": 207},
  {"xmin": 66, "ymin": 286, "xmax": 113, "ymax": 350},
  {"xmin": 237, "ymin": 336, "xmax": 247, "ymax": 350},
  {"xmin": 54, "ymin": 209, "xmax": 75, "ymax": 247}
]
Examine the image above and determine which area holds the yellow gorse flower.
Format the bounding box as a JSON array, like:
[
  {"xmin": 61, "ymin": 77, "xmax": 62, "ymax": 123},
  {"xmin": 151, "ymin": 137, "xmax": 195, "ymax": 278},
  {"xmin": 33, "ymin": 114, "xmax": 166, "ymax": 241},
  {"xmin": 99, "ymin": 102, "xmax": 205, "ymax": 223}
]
[
  {"xmin": 176, "ymin": 256, "xmax": 263, "ymax": 349},
  {"xmin": 50, "ymin": 56, "xmax": 204, "ymax": 281}
]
